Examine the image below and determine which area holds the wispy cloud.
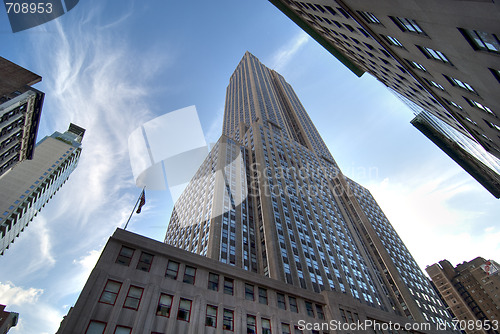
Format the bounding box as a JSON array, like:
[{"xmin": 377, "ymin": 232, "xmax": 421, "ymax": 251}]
[
  {"xmin": 0, "ymin": 281, "xmax": 43, "ymax": 305},
  {"xmin": 269, "ymin": 31, "xmax": 309, "ymax": 71},
  {"xmin": 0, "ymin": 6, "xmax": 171, "ymax": 333}
]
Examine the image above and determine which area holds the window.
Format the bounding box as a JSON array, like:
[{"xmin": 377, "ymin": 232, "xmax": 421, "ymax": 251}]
[
  {"xmin": 259, "ymin": 287, "xmax": 268, "ymax": 304},
  {"xmin": 406, "ymin": 59, "xmax": 426, "ymax": 71},
  {"xmin": 223, "ymin": 309, "xmax": 234, "ymax": 331},
  {"xmin": 156, "ymin": 294, "xmax": 173, "ymax": 317},
  {"xmin": 444, "ymin": 75, "xmax": 477, "ymax": 94},
  {"xmin": 282, "ymin": 323, "xmax": 291, "ymax": 334},
  {"xmin": 114, "ymin": 326, "xmax": 131, "ymax": 334},
  {"xmin": 99, "ymin": 280, "xmax": 121, "ymax": 305},
  {"xmin": 294, "ymin": 325, "xmax": 303, "ymax": 334},
  {"xmin": 417, "ymin": 46, "xmax": 452, "ymax": 64},
  {"xmin": 224, "ymin": 277, "xmax": 234, "ymax": 295},
  {"xmin": 460, "ymin": 28, "xmax": 500, "ymax": 53},
  {"xmin": 208, "ymin": 272, "xmax": 219, "ymax": 291},
  {"xmin": 165, "ymin": 260, "xmax": 179, "ymax": 279},
  {"xmin": 177, "ymin": 298, "xmax": 192, "ymax": 321},
  {"xmin": 123, "ymin": 286, "xmax": 143, "ymax": 310},
  {"xmin": 316, "ymin": 304, "xmax": 325, "ymax": 320},
  {"xmin": 391, "ymin": 17, "xmax": 425, "ymax": 35},
  {"xmin": 247, "ymin": 315, "xmax": 257, "ymax": 334},
  {"xmin": 289, "ymin": 296, "xmax": 298, "ymax": 313},
  {"xmin": 86, "ymin": 320, "xmax": 106, "ymax": 334},
  {"xmin": 490, "ymin": 68, "xmax": 500, "ymax": 83},
  {"xmin": 183, "ymin": 266, "xmax": 196, "ymax": 285},
  {"xmin": 206, "ymin": 305, "xmax": 217, "ymax": 327},
  {"xmin": 425, "ymin": 78, "xmax": 445, "ymax": 91},
  {"xmin": 385, "ymin": 35, "xmax": 404, "ymax": 48},
  {"xmin": 262, "ymin": 318, "xmax": 272, "ymax": 334},
  {"xmin": 136, "ymin": 252, "xmax": 154, "ymax": 272},
  {"xmin": 464, "ymin": 98, "xmax": 495, "ymax": 116},
  {"xmin": 485, "ymin": 120, "xmax": 500, "ymax": 132},
  {"xmin": 277, "ymin": 293, "xmax": 286, "ymax": 309},
  {"xmin": 444, "ymin": 98, "xmax": 463, "ymax": 110},
  {"xmin": 245, "ymin": 283, "xmax": 254, "ymax": 300},
  {"xmin": 305, "ymin": 301, "xmax": 315, "ymax": 317},
  {"xmin": 358, "ymin": 11, "xmax": 380, "ymax": 24},
  {"xmin": 116, "ymin": 246, "xmax": 134, "ymax": 266},
  {"xmin": 324, "ymin": 6, "xmax": 336, "ymax": 16}
]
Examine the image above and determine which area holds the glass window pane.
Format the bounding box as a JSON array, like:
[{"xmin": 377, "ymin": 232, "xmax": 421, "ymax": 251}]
[
  {"xmin": 86, "ymin": 321, "xmax": 106, "ymax": 334},
  {"xmin": 114, "ymin": 326, "xmax": 131, "ymax": 334}
]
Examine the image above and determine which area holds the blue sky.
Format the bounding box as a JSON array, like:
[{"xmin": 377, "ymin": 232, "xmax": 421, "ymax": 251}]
[{"xmin": 0, "ymin": 1, "xmax": 499, "ymax": 333}]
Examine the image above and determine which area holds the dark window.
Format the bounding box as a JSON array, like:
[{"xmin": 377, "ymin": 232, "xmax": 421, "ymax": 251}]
[
  {"xmin": 424, "ymin": 78, "xmax": 445, "ymax": 91},
  {"xmin": 99, "ymin": 280, "xmax": 121, "ymax": 305},
  {"xmin": 208, "ymin": 272, "xmax": 219, "ymax": 291},
  {"xmin": 259, "ymin": 287, "xmax": 268, "ymax": 304},
  {"xmin": 490, "ymin": 68, "xmax": 500, "ymax": 83},
  {"xmin": 165, "ymin": 260, "xmax": 179, "ymax": 279},
  {"xmin": 464, "ymin": 97, "xmax": 495, "ymax": 116},
  {"xmin": 277, "ymin": 293, "xmax": 286, "ymax": 309},
  {"xmin": 123, "ymin": 286, "xmax": 143, "ymax": 310},
  {"xmin": 245, "ymin": 283, "xmax": 254, "ymax": 300},
  {"xmin": 262, "ymin": 318, "xmax": 272, "ymax": 334},
  {"xmin": 224, "ymin": 277, "xmax": 234, "ymax": 295},
  {"xmin": 358, "ymin": 11, "xmax": 380, "ymax": 24},
  {"xmin": 391, "ymin": 17, "xmax": 426, "ymax": 35},
  {"xmin": 136, "ymin": 252, "xmax": 154, "ymax": 272},
  {"xmin": 223, "ymin": 309, "xmax": 234, "ymax": 331},
  {"xmin": 460, "ymin": 28, "xmax": 500, "ymax": 54},
  {"xmin": 316, "ymin": 304, "xmax": 325, "ymax": 320},
  {"xmin": 183, "ymin": 266, "xmax": 196, "ymax": 285},
  {"xmin": 205, "ymin": 305, "xmax": 217, "ymax": 327},
  {"xmin": 294, "ymin": 325, "xmax": 303, "ymax": 334},
  {"xmin": 337, "ymin": 7, "xmax": 350, "ymax": 18},
  {"xmin": 177, "ymin": 298, "xmax": 192, "ymax": 322},
  {"xmin": 85, "ymin": 320, "xmax": 106, "ymax": 334},
  {"xmin": 114, "ymin": 326, "xmax": 131, "ymax": 334},
  {"xmin": 305, "ymin": 301, "xmax": 315, "ymax": 317},
  {"xmin": 247, "ymin": 315, "xmax": 257, "ymax": 334},
  {"xmin": 324, "ymin": 6, "xmax": 336, "ymax": 16},
  {"xmin": 417, "ymin": 46, "xmax": 452, "ymax": 64},
  {"xmin": 282, "ymin": 323, "xmax": 291, "ymax": 334},
  {"xmin": 156, "ymin": 294, "xmax": 172, "ymax": 317},
  {"xmin": 116, "ymin": 246, "xmax": 134, "ymax": 266},
  {"xmin": 406, "ymin": 59, "xmax": 426, "ymax": 71},
  {"xmin": 443, "ymin": 75, "xmax": 477, "ymax": 94},
  {"xmin": 384, "ymin": 35, "xmax": 404, "ymax": 48},
  {"xmin": 289, "ymin": 296, "xmax": 298, "ymax": 312}
]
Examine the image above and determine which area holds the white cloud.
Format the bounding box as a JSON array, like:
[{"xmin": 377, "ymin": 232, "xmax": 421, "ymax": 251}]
[
  {"xmin": 366, "ymin": 169, "xmax": 499, "ymax": 272},
  {"xmin": 0, "ymin": 281, "xmax": 43, "ymax": 305},
  {"xmin": 269, "ymin": 32, "xmax": 310, "ymax": 71}
]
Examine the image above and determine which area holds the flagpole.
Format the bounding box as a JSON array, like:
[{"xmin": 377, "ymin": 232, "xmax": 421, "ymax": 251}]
[{"xmin": 124, "ymin": 186, "xmax": 145, "ymax": 230}]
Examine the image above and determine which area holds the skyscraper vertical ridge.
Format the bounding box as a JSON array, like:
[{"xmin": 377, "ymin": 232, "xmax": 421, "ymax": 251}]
[{"xmin": 165, "ymin": 52, "xmax": 456, "ymax": 330}]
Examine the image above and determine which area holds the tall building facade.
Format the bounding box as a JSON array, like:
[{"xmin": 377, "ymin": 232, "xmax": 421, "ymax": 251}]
[
  {"xmin": 267, "ymin": 0, "xmax": 500, "ymax": 197},
  {"xmin": 426, "ymin": 258, "xmax": 500, "ymax": 334},
  {"xmin": 0, "ymin": 57, "xmax": 44, "ymax": 177},
  {"xmin": 0, "ymin": 123, "xmax": 84, "ymax": 255},
  {"xmin": 165, "ymin": 52, "xmax": 456, "ymax": 331}
]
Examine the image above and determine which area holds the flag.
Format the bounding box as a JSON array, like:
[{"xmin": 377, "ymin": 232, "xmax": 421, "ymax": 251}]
[{"xmin": 136, "ymin": 190, "xmax": 146, "ymax": 214}]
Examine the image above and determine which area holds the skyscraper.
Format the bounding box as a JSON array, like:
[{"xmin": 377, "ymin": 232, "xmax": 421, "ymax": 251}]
[
  {"xmin": 426, "ymin": 258, "xmax": 500, "ymax": 334},
  {"xmin": 0, "ymin": 123, "xmax": 85, "ymax": 255},
  {"xmin": 165, "ymin": 52, "xmax": 455, "ymax": 330},
  {"xmin": 267, "ymin": 0, "xmax": 500, "ymax": 197},
  {"xmin": 0, "ymin": 56, "xmax": 44, "ymax": 177}
]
